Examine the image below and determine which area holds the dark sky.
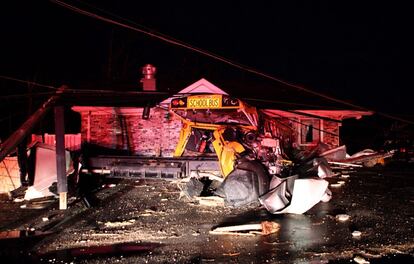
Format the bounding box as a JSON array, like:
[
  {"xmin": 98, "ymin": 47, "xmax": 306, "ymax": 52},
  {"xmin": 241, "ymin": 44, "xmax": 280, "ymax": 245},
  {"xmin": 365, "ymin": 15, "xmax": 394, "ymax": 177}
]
[{"xmin": 1, "ymin": 0, "xmax": 413, "ymax": 139}]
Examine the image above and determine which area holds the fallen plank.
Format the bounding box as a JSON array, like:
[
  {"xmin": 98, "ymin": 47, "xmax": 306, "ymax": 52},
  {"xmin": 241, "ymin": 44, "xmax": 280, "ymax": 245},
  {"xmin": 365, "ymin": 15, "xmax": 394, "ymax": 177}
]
[
  {"xmin": 328, "ymin": 161, "xmax": 363, "ymax": 167},
  {"xmin": 209, "ymin": 230, "xmax": 256, "ymax": 236},
  {"xmin": 210, "ymin": 221, "xmax": 280, "ymax": 236},
  {"xmin": 195, "ymin": 196, "xmax": 224, "ymax": 207}
]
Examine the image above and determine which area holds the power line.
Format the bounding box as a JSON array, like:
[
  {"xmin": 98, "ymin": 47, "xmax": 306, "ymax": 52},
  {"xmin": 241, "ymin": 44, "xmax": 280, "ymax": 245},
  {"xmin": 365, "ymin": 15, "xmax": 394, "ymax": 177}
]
[
  {"xmin": 0, "ymin": 74, "xmax": 168, "ymax": 96},
  {"xmin": 242, "ymin": 97, "xmax": 340, "ymax": 110},
  {"xmin": 0, "ymin": 111, "xmax": 27, "ymax": 124},
  {"xmin": 0, "ymin": 74, "xmax": 386, "ymax": 129},
  {"xmin": 0, "ymin": 75, "xmax": 58, "ymax": 90},
  {"xmin": 0, "ymin": 92, "xmax": 57, "ymax": 100},
  {"xmin": 72, "ymin": 0, "xmax": 184, "ymax": 44},
  {"xmin": 0, "ymin": 74, "xmax": 395, "ymax": 136},
  {"xmin": 1, "ymin": 74, "xmax": 331, "ymax": 110},
  {"xmin": 50, "ymin": 0, "xmax": 414, "ymax": 125}
]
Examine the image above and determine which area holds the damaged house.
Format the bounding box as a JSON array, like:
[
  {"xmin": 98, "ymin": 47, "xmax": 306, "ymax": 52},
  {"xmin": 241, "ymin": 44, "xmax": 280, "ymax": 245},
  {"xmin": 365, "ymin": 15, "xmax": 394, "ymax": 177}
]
[
  {"xmin": 72, "ymin": 77, "xmax": 372, "ymax": 157},
  {"xmin": 4, "ymin": 67, "xmax": 377, "ymax": 212},
  {"xmin": 67, "ymin": 74, "xmax": 375, "ymax": 213}
]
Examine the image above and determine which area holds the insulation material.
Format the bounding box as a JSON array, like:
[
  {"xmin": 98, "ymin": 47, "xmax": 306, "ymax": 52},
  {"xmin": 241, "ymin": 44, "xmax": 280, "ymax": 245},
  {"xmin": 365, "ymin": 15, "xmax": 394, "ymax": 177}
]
[
  {"xmin": 0, "ymin": 157, "xmax": 20, "ymax": 193},
  {"xmin": 314, "ymin": 158, "xmax": 334, "ymax": 178},
  {"xmin": 24, "ymin": 143, "xmax": 72, "ymax": 200}
]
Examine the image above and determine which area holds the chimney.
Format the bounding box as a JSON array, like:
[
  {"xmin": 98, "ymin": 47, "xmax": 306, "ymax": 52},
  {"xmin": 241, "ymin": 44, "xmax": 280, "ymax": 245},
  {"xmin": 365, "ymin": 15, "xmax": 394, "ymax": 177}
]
[{"xmin": 140, "ymin": 64, "xmax": 157, "ymax": 91}]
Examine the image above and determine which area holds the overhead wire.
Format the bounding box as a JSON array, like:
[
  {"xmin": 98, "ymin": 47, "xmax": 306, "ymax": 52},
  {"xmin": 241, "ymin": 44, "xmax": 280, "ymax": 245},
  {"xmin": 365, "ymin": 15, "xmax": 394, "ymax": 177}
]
[
  {"xmin": 0, "ymin": 111, "xmax": 28, "ymax": 124},
  {"xmin": 0, "ymin": 74, "xmax": 335, "ymax": 110},
  {"xmin": 50, "ymin": 0, "xmax": 414, "ymax": 125},
  {"xmin": 0, "ymin": 74, "xmax": 389, "ymax": 139},
  {"xmin": 71, "ymin": 0, "xmax": 185, "ymax": 44},
  {"xmin": 0, "ymin": 74, "xmax": 392, "ymax": 138},
  {"xmin": 242, "ymin": 97, "xmax": 341, "ymax": 110},
  {"xmin": 0, "ymin": 92, "xmax": 57, "ymax": 100},
  {"xmin": 0, "ymin": 75, "xmax": 167, "ymax": 96},
  {"xmin": 0, "ymin": 75, "xmax": 58, "ymax": 90},
  {"xmin": 0, "ymin": 77, "xmax": 377, "ymax": 144}
]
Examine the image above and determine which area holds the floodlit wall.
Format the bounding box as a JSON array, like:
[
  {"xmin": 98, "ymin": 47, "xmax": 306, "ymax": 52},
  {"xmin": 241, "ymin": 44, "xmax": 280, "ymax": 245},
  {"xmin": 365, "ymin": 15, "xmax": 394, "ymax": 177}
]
[
  {"xmin": 293, "ymin": 119, "xmax": 341, "ymax": 149},
  {"xmin": 75, "ymin": 107, "xmax": 182, "ymax": 157},
  {"xmin": 322, "ymin": 120, "xmax": 340, "ymax": 148},
  {"xmin": 74, "ymin": 107, "xmax": 343, "ymax": 156},
  {"xmin": 0, "ymin": 157, "xmax": 20, "ymax": 193}
]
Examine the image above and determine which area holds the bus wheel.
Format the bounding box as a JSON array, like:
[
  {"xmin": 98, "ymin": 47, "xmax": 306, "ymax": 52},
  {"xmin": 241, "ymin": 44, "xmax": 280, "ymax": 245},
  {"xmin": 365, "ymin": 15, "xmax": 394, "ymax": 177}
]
[{"xmin": 218, "ymin": 161, "xmax": 270, "ymax": 207}]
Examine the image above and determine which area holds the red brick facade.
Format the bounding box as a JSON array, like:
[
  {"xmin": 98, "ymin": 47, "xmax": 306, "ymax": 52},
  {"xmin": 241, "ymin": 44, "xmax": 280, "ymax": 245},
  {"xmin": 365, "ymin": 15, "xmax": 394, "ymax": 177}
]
[
  {"xmin": 321, "ymin": 120, "xmax": 340, "ymax": 148},
  {"xmin": 73, "ymin": 106, "xmax": 368, "ymax": 157},
  {"xmin": 74, "ymin": 107, "xmax": 181, "ymax": 157},
  {"xmin": 291, "ymin": 118, "xmax": 341, "ymax": 150}
]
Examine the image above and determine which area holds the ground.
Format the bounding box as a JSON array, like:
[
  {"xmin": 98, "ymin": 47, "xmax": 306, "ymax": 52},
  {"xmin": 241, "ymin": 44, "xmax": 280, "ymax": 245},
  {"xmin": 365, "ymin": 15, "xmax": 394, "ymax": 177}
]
[{"xmin": 0, "ymin": 165, "xmax": 413, "ymax": 263}]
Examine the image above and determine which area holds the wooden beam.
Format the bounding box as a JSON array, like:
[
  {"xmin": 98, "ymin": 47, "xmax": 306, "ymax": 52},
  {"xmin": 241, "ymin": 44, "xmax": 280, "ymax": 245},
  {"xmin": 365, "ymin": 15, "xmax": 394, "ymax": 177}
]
[{"xmin": 0, "ymin": 86, "xmax": 66, "ymax": 162}]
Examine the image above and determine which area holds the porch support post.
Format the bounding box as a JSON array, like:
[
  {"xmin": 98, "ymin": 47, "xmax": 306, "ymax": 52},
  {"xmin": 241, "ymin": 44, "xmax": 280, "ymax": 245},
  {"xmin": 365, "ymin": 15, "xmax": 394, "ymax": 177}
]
[{"xmin": 54, "ymin": 106, "xmax": 67, "ymax": 210}]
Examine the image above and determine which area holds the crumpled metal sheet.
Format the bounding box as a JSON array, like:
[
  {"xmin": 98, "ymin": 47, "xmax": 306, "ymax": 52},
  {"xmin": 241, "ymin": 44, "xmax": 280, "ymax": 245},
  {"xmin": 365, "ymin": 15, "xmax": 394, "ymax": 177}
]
[
  {"xmin": 24, "ymin": 143, "xmax": 72, "ymax": 200},
  {"xmin": 260, "ymin": 176, "xmax": 329, "ymax": 214}
]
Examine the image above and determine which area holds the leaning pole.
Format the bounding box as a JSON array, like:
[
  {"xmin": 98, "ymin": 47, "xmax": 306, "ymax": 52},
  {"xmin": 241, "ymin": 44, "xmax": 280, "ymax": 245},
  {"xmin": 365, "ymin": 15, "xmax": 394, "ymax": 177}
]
[{"xmin": 0, "ymin": 86, "xmax": 66, "ymax": 162}]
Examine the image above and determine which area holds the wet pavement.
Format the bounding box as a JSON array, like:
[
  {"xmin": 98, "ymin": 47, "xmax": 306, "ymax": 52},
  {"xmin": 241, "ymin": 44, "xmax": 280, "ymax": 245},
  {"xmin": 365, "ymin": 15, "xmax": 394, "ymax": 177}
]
[{"xmin": 0, "ymin": 166, "xmax": 413, "ymax": 263}]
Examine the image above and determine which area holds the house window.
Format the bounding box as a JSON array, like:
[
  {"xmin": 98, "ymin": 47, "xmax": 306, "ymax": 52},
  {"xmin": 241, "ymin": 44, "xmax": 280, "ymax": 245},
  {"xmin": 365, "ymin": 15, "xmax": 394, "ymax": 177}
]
[{"xmin": 300, "ymin": 119, "xmax": 320, "ymax": 145}]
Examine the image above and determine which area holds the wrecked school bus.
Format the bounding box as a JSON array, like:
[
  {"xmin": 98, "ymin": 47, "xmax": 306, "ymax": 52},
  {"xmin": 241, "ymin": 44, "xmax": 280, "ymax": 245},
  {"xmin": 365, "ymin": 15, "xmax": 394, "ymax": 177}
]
[
  {"xmin": 169, "ymin": 94, "xmax": 303, "ymax": 207},
  {"xmin": 73, "ymin": 91, "xmax": 336, "ymax": 213}
]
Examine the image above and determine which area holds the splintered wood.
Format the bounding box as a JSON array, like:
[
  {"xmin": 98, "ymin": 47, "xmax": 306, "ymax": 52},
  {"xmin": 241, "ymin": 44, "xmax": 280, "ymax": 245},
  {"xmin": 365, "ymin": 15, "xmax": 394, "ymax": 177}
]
[
  {"xmin": 195, "ymin": 196, "xmax": 225, "ymax": 207},
  {"xmin": 210, "ymin": 221, "xmax": 280, "ymax": 236}
]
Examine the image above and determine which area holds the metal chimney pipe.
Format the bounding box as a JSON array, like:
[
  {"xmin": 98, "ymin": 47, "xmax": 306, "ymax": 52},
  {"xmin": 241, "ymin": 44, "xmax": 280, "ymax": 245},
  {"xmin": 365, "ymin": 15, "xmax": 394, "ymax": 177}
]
[{"xmin": 141, "ymin": 64, "xmax": 157, "ymax": 91}]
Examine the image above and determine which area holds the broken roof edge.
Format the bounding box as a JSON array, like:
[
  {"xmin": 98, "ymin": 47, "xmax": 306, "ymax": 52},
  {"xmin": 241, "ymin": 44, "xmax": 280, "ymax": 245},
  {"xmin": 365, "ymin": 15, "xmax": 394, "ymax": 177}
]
[{"xmin": 262, "ymin": 109, "xmax": 374, "ymax": 122}]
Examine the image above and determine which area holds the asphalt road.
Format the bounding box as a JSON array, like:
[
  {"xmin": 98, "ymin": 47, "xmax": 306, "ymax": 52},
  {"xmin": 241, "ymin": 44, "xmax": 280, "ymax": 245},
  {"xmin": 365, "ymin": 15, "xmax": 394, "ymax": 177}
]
[{"xmin": 0, "ymin": 165, "xmax": 413, "ymax": 263}]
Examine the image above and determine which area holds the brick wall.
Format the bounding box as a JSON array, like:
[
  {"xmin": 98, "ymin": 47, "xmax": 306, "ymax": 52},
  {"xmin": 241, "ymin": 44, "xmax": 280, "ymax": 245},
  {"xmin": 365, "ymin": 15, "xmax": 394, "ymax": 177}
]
[
  {"xmin": 293, "ymin": 119, "xmax": 341, "ymax": 150},
  {"xmin": 76, "ymin": 107, "xmax": 182, "ymax": 157},
  {"xmin": 322, "ymin": 120, "xmax": 340, "ymax": 148},
  {"xmin": 74, "ymin": 107, "xmax": 343, "ymax": 156}
]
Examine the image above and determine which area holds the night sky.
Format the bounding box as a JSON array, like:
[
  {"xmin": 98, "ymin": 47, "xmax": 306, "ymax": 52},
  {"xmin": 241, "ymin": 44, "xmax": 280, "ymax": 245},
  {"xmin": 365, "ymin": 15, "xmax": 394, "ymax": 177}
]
[{"xmin": 1, "ymin": 1, "xmax": 413, "ymax": 149}]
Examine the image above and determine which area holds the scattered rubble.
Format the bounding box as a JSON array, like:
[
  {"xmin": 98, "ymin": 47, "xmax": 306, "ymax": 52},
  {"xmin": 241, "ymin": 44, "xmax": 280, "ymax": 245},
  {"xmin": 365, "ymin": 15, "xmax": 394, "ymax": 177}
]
[
  {"xmin": 353, "ymin": 255, "xmax": 370, "ymax": 264},
  {"xmin": 336, "ymin": 214, "xmax": 351, "ymax": 222},
  {"xmin": 352, "ymin": 231, "xmax": 362, "ymax": 237},
  {"xmin": 330, "ymin": 183, "xmax": 342, "ymax": 188},
  {"xmin": 102, "ymin": 219, "xmax": 136, "ymax": 228},
  {"xmin": 195, "ymin": 196, "xmax": 224, "ymax": 207},
  {"xmin": 13, "ymin": 198, "xmax": 24, "ymax": 203},
  {"xmin": 173, "ymin": 142, "xmax": 396, "ymax": 216}
]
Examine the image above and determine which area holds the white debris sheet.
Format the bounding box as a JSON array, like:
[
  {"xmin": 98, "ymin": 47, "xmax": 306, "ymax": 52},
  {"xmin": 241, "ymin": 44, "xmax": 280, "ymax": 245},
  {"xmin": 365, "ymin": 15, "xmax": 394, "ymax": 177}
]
[
  {"xmin": 260, "ymin": 177, "xmax": 329, "ymax": 214},
  {"xmin": 24, "ymin": 143, "xmax": 72, "ymax": 200}
]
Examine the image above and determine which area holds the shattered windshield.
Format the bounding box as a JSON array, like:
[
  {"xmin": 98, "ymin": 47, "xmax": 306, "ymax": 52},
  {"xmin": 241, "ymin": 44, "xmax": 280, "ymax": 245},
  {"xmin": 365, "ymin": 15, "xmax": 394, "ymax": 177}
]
[{"xmin": 173, "ymin": 109, "xmax": 252, "ymax": 125}]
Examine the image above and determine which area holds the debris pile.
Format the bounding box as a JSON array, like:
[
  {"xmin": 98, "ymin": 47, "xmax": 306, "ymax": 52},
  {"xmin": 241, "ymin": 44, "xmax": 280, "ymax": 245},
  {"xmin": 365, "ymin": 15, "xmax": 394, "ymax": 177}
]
[{"xmin": 179, "ymin": 142, "xmax": 394, "ymax": 215}]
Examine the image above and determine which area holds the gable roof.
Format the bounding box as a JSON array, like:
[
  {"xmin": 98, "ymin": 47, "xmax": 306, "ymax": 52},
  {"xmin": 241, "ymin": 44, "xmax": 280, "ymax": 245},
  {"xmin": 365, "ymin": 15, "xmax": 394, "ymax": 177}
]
[{"xmin": 159, "ymin": 78, "xmax": 228, "ymax": 106}]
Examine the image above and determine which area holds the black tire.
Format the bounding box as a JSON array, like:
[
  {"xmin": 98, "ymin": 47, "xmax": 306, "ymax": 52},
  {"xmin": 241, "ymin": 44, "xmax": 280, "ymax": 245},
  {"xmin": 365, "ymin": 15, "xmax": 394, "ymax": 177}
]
[{"xmin": 218, "ymin": 160, "xmax": 270, "ymax": 207}]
